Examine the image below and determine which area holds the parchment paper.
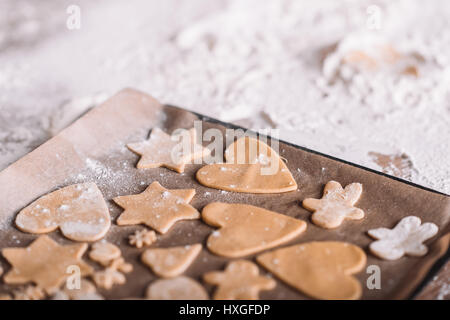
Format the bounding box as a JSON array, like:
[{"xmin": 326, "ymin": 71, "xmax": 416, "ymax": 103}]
[{"xmin": 0, "ymin": 88, "xmax": 448, "ymax": 299}]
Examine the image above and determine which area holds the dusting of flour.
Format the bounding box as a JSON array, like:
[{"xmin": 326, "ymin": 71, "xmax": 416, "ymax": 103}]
[{"xmin": 0, "ymin": 0, "xmax": 449, "ymax": 194}]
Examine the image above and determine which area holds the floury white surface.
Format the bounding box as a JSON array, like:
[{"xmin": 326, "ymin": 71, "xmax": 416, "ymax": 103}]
[{"xmin": 0, "ymin": 0, "xmax": 449, "ymax": 194}]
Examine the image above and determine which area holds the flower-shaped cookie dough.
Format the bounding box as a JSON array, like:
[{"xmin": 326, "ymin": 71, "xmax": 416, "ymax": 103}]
[
  {"xmin": 368, "ymin": 216, "xmax": 438, "ymax": 260},
  {"xmin": 302, "ymin": 181, "xmax": 364, "ymax": 229}
]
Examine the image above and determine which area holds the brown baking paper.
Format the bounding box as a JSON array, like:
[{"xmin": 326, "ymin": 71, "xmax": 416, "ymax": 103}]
[{"xmin": 0, "ymin": 88, "xmax": 449, "ymax": 299}]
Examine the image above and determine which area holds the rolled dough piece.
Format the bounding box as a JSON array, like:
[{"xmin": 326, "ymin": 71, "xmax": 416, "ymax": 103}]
[
  {"xmin": 203, "ymin": 260, "xmax": 276, "ymax": 300},
  {"xmin": 1, "ymin": 235, "xmax": 93, "ymax": 294},
  {"xmin": 196, "ymin": 136, "xmax": 297, "ymax": 193},
  {"xmin": 141, "ymin": 244, "xmax": 202, "ymax": 278},
  {"xmin": 127, "ymin": 127, "xmax": 210, "ymax": 173},
  {"xmin": 257, "ymin": 241, "xmax": 366, "ymax": 300},
  {"xmin": 15, "ymin": 182, "xmax": 111, "ymax": 242},
  {"xmin": 202, "ymin": 202, "xmax": 306, "ymax": 258},
  {"xmin": 146, "ymin": 276, "xmax": 208, "ymax": 300},
  {"xmin": 368, "ymin": 216, "xmax": 438, "ymax": 260},
  {"xmin": 302, "ymin": 180, "xmax": 364, "ymax": 229},
  {"xmin": 114, "ymin": 181, "xmax": 199, "ymax": 234}
]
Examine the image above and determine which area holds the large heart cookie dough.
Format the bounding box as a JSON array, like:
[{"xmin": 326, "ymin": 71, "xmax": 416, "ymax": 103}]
[
  {"xmin": 196, "ymin": 136, "xmax": 297, "ymax": 193},
  {"xmin": 257, "ymin": 241, "xmax": 367, "ymax": 300},
  {"xmin": 15, "ymin": 183, "xmax": 111, "ymax": 242},
  {"xmin": 202, "ymin": 202, "xmax": 306, "ymax": 258}
]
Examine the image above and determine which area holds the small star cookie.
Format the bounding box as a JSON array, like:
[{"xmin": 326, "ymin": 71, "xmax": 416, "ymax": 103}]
[
  {"xmin": 127, "ymin": 127, "xmax": 210, "ymax": 173},
  {"xmin": 113, "ymin": 181, "xmax": 200, "ymax": 233},
  {"xmin": 302, "ymin": 180, "xmax": 364, "ymax": 229},
  {"xmin": 15, "ymin": 182, "xmax": 111, "ymax": 242},
  {"xmin": 1, "ymin": 235, "xmax": 93, "ymax": 294},
  {"xmin": 368, "ymin": 216, "xmax": 439, "ymax": 260},
  {"xmin": 141, "ymin": 244, "xmax": 202, "ymax": 278},
  {"xmin": 146, "ymin": 276, "xmax": 208, "ymax": 300},
  {"xmin": 203, "ymin": 260, "xmax": 276, "ymax": 300}
]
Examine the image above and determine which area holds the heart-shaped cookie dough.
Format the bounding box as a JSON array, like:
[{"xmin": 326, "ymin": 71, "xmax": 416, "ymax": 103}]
[
  {"xmin": 141, "ymin": 244, "xmax": 202, "ymax": 278},
  {"xmin": 257, "ymin": 241, "xmax": 367, "ymax": 300},
  {"xmin": 196, "ymin": 136, "xmax": 297, "ymax": 193},
  {"xmin": 15, "ymin": 183, "xmax": 111, "ymax": 242},
  {"xmin": 202, "ymin": 202, "xmax": 306, "ymax": 258}
]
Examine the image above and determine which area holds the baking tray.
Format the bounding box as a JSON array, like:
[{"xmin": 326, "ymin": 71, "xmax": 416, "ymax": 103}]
[{"xmin": 0, "ymin": 88, "xmax": 448, "ymax": 299}]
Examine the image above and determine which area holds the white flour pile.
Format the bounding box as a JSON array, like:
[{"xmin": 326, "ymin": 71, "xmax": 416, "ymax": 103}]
[{"xmin": 0, "ymin": 0, "xmax": 449, "ymax": 194}]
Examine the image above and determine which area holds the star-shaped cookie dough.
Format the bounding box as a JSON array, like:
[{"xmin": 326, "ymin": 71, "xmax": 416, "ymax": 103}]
[
  {"xmin": 2, "ymin": 235, "xmax": 93, "ymax": 294},
  {"xmin": 127, "ymin": 127, "xmax": 210, "ymax": 173},
  {"xmin": 113, "ymin": 181, "xmax": 200, "ymax": 233}
]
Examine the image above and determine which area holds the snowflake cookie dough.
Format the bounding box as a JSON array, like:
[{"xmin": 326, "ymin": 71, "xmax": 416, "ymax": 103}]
[
  {"xmin": 113, "ymin": 181, "xmax": 199, "ymax": 233},
  {"xmin": 302, "ymin": 180, "xmax": 364, "ymax": 229},
  {"xmin": 15, "ymin": 182, "xmax": 111, "ymax": 242},
  {"xmin": 127, "ymin": 127, "xmax": 210, "ymax": 173},
  {"xmin": 1, "ymin": 235, "xmax": 93, "ymax": 294},
  {"xmin": 203, "ymin": 260, "xmax": 276, "ymax": 300},
  {"xmin": 368, "ymin": 216, "xmax": 439, "ymax": 260},
  {"xmin": 257, "ymin": 241, "xmax": 366, "ymax": 300},
  {"xmin": 141, "ymin": 244, "xmax": 202, "ymax": 278},
  {"xmin": 196, "ymin": 136, "xmax": 297, "ymax": 193},
  {"xmin": 202, "ymin": 202, "xmax": 306, "ymax": 258},
  {"xmin": 146, "ymin": 276, "xmax": 208, "ymax": 300},
  {"xmin": 129, "ymin": 229, "xmax": 157, "ymax": 248}
]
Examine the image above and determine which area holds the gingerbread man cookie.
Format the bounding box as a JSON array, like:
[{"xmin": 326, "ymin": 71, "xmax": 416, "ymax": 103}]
[
  {"xmin": 141, "ymin": 244, "xmax": 202, "ymax": 278},
  {"xmin": 368, "ymin": 216, "xmax": 439, "ymax": 260},
  {"xmin": 257, "ymin": 241, "xmax": 366, "ymax": 300},
  {"xmin": 302, "ymin": 180, "xmax": 364, "ymax": 229},
  {"xmin": 196, "ymin": 136, "xmax": 297, "ymax": 193},
  {"xmin": 114, "ymin": 181, "xmax": 199, "ymax": 233},
  {"xmin": 1, "ymin": 235, "xmax": 93, "ymax": 293},
  {"xmin": 146, "ymin": 276, "xmax": 208, "ymax": 300},
  {"xmin": 15, "ymin": 183, "xmax": 111, "ymax": 242},
  {"xmin": 204, "ymin": 260, "xmax": 276, "ymax": 300},
  {"xmin": 202, "ymin": 202, "xmax": 306, "ymax": 258},
  {"xmin": 127, "ymin": 127, "xmax": 210, "ymax": 173}
]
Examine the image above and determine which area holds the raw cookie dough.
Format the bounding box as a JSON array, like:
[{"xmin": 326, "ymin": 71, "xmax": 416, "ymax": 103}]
[
  {"xmin": 129, "ymin": 228, "xmax": 157, "ymax": 248},
  {"xmin": 1, "ymin": 235, "xmax": 93, "ymax": 294},
  {"xmin": 368, "ymin": 216, "xmax": 439, "ymax": 260},
  {"xmin": 203, "ymin": 260, "xmax": 276, "ymax": 300},
  {"xmin": 89, "ymin": 241, "xmax": 121, "ymax": 266},
  {"xmin": 127, "ymin": 127, "xmax": 210, "ymax": 173},
  {"xmin": 257, "ymin": 241, "xmax": 366, "ymax": 300},
  {"xmin": 146, "ymin": 276, "xmax": 208, "ymax": 300},
  {"xmin": 302, "ymin": 180, "xmax": 364, "ymax": 229},
  {"xmin": 141, "ymin": 244, "xmax": 202, "ymax": 278},
  {"xmin": 202, "ymin": 202, "xmax": 306, "ymax": 258},
  {"xmin": 114, "ymin": 181, "xmax": 199, "ymax": 233},
  {"xmin": 196, "ymin": 136, "xmax": 297, "ymax": 193},
  {"xmin": 15, "ymin": 182, "xmax": 111, "ymax": 242},
  {"xmin": 52, "ymin": 279, "xmax": 103, "ymax": 300}
]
